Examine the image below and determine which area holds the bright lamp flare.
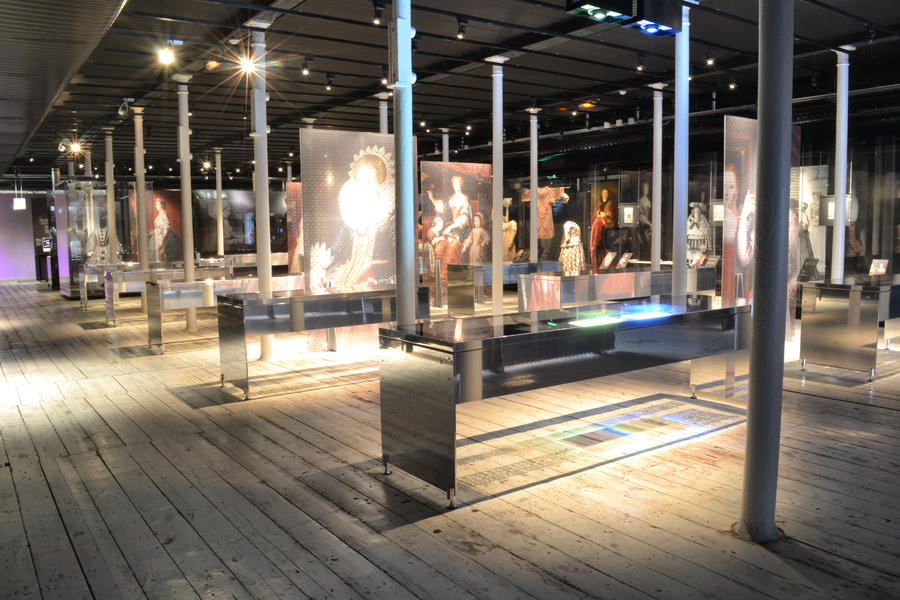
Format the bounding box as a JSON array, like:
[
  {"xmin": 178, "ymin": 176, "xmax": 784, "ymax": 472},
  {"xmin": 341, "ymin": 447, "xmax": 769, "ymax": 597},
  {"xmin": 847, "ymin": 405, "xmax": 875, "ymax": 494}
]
[
  {"xmin": 239, "ymin": 56, "xmax": 257, "ymax": 74},
  {"xmin": 158, "ymin": 47, "xmax": 175, "ymax": 65},
  {"xmin": 70, "ymin": 142, "xmax": 82, "ymax": 153},
  {"xmin": 202, "ymin": 161, "xmax": 212, "ymax": 169}
]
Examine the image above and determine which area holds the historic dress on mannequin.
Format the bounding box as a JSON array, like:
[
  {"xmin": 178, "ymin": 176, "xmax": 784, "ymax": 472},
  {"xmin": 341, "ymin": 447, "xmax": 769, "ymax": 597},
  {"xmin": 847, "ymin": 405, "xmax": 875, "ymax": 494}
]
[
  {"xmin": 558, "ymin": 221, "xmax": 585, "ymax": 272},
  {"xmin": 638, "ymin": 182, "xmax": 652, "ymax": 252},
  {"xmin": 589, "ymin": 203, "xmax": 610, "ymax": 271},
  {"xmin": 686, "ymin": 202, "xmax": 712, "ymax": 262},
  {"xmin": 502, "ymin": 217, "xmax": 517, "ymax": 262}
]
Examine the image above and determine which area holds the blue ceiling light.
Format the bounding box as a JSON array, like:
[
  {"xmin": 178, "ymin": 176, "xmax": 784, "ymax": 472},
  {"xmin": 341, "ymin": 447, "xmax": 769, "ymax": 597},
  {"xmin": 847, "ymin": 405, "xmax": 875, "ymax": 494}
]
[{"xmin": 566, "ymin": 0, "xmax": 681, "ymax": 36}]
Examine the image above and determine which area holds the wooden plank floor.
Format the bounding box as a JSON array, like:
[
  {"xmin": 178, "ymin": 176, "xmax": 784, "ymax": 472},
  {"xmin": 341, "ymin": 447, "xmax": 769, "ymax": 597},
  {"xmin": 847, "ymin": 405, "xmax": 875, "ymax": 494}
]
[{"xmin": 1, "ymin": 281, "xmax": 898, "ymax": 600}]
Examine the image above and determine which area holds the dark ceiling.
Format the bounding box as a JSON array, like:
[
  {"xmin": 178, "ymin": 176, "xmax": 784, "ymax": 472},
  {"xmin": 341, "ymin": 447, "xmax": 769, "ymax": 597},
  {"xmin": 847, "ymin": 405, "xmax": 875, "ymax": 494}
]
[{"xmin": 5, "ymin": 0, "xmax": 900, "ymax": 181}]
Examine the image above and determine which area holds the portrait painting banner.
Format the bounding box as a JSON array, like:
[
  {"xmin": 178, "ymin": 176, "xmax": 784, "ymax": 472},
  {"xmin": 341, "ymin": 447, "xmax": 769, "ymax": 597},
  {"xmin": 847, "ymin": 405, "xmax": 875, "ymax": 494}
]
[{"xmin": 301, "ymin": 129, "xmax": 396, "ymax": 289}]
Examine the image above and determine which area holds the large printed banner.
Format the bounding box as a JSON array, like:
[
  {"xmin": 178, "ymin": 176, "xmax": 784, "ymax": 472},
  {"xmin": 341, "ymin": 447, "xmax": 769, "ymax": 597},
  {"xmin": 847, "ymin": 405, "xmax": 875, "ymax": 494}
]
[
  {"xmin": 301, "ymin": 129, "xmax": 395, "ymax": 289},
  {"xmin": 420, "ymin": 161, "xmax": 492, "ymax": 279},
  {"xmin": 722, "ymin": 115, "xmax": 801, "ymax": 338}
]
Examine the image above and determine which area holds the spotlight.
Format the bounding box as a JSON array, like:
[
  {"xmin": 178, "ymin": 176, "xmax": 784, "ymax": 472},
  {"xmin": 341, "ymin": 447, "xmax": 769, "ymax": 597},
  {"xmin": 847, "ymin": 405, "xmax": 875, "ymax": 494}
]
[
  {"xmin": 239, "ymin": 56, "xmax": 256, "ymax": 74},
  {"xmin": 289, "ymin": 152, "xmax": 294, "ymax": 157},
  {"xmin": 688, "ymin": 65, "xmax": 694, "ymax": 81},
  {"xmin": 302, "ymin": 58, "xmax": 310, "ymax": 76},
  {"xmin": 278, "ymin": 167, "xmax": 283, "ymax": 172},
  {"xmin": 466, "ymin": 124, "xmax": 472, "ymax": 130},
  {"xmin": 706, "ymin": 45, "xmax": 716, "ymax": 66},
  {"xmin": 325, "ymin": 73, "xmax": 334, "ymax": 91},
  {"xmin": 456, "ymin": 16, "xmax": 468, "ymax": 39},
  {"xmin": 420, "ymin": 120, "xmax": 426, "ymax": 127},
  {"xmin": 235, "ymin": 168, "xmax": 241, "ymax": 173},
  {"xmin": 571, "ymin": 110, "xmax": 578, "ymax": 116},
  {"xmin": 205, "ymin": 59, "xmax": 221, "ymax": 71},
  {"xmin": 728, "ymin": 74, "xmax": 737, "ymax": 90},
  {"xmin": 381, "ymin": 65, "xmax": 388, "ymax": 85},
  {"xmin": 158, "ymin": 46, "xmax": 175, "ymax": 65},
  {"xmin": 117, "ymin": 98, "xmax": 133, "ymax": 119},
  {"xmin": 202, "ymin": 161, "xmax": 211, "ymax": 169},
  {"xmin": 372, "ymin": 0, "xmax": 384, "ymax": 25},
  {"xmin": 148, "ymin": 165, "xmax": 154, "ymax": 170},
  {"xmin": 71, "ymin": 142, "xmax": 82, "ymax": 154},
  {"xmin": 168, "ymin": 167, "xmax": 173, "ymax": 172},
  {"xmin": 636, "ymin": 53, "xmax": 645, "ymax": 72},
  {"xmin": 29, "ymin": 156, "xmax": 34, "ymax": 163}
]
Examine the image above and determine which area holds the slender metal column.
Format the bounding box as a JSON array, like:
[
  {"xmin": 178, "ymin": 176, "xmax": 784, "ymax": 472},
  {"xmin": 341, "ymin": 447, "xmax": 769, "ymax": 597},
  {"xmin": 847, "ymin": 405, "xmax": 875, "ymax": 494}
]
[
  {"xmin": 392, "ymin": 0, "xmax": 416, "ymax": 325},
  {"xmin": 488, "ymin": 56, "xmax": 508, "ymax": 315},
  {"xmin": 67, "ymin": 160, "xmax": 75, "ymax": 177},
  {"xmin": 379, "ymin": 98, "xmax": 390, "ymax": 134},
  {"xmin": 84, "ymin": 148, "xmax": 94, "ymax": 237},
  {"xmin": 441, "ymin": 129, "xmax": 449, "ymax": 162},
  {"xmin": 672, "ymin": 5, "xmax": 690, "ymax": 297},
  {"xmin": 104, "ymin": 130, "xmax": 118, "ymax": 260},
  {"xmin": 375, "ymin": 92, "xmax": 391, "ymax": 134},
  {"xmin": 133, "ymin": 107, "xmax": 149, "ymax": 277},
  {"xmin": 650, "ymin": 84, "xmax": 666, "ymax": 270},
  {"xmin": 831, "ymin": 51, "xmax": 849, "ymax": 283},
  {"xmin": 738, "ymin": 0, "xmax": 794, "ymax": 544},
  {"xmin": 285, "ymin": 161, "xmax": 292, "ymax": 183},
  {"xmin": 213, "ymin": 148, "xmax": 224, "ymax": 257},
  {"xmin": 250, "ymin": 30, "xmax": 275, "ymax": 359},
  {"xmin": 526, "ymin": 107, "xmax": 540, "ymax": 264},
  {"xmin": 174, "ymin": 73, "xmax": 197, "ymax": 331}
]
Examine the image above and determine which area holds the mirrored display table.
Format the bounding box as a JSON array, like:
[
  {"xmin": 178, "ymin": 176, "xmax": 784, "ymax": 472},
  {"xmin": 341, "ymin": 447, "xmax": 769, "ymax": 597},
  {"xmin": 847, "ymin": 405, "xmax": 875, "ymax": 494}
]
[
  {"xmin": 379, "ymin": 295, "xmax": 750, "ymax": 506},
  {"xmin": 800, "ymin": 276, "xmax": 900, "ymax": 379},
  {"xmin": 146, "ymin": 274, "xmax": 304, "ymax": 351},
  {"xmin": 218, "ymin": 285, "xmax": 431, "ymax": 399}
]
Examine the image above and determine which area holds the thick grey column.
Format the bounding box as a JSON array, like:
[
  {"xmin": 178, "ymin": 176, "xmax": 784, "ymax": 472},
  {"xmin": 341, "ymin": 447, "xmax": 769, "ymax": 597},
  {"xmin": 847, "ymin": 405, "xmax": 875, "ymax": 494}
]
[
  {"xmin": 650, "ymin": 84, "xmax": 666, "ymax": 270},
  {"xmin": 133, "ymin": 106, "xmax": 149, "ymax": 287},
  {"xmin": 378, "ymin": 95, "xmax": 390, "ymax": 134},
  {"xmin": 214, "ymin": 148, "xmax": 224, "ymax": 256},
  {"xmin": 441, "ymin": 129, "xmax": 449, "ymax": 162},
  {"xmin": 527, "ymin": 107, "xmax": 540, "ymax": 264},
  {"xmin": 488, "ymin": 56, "xmax": 508, "ymax": 315},
  {"xmin": 67, "ymin": 160, "xmax": 75, "ymax": 177},
  {"xmin": 738, "ymin": 0, "xmax": 794, "ymax": 544},
  {"xmin": 174, "ymin": 73, "xmax": 197, "ymax": 331},
  {"xmin": 831, "ymin": 51, "xmax": 849, "ymax": 283},
  {"xmin": 672, "ymin": 6, "xmax": 690, "ymax": 296},
  {"xmin": 104, "ymin": 130, "xmax": 118, "ymax": 260},
  {"xmin": 250, "ymin": 30, "xmax": 275, "ymax": 359},
  {"xmin": 391, "ymin": 0, "xmax": 416, "ymax": 325}
]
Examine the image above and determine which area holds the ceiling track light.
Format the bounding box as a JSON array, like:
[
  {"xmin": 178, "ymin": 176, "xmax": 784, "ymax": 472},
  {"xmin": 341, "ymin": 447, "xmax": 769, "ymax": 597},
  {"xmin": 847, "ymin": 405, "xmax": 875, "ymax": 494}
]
[
  {"xmin": 456, "ymin": 16, "xmax": 468, "ymax": 39},
  {"xmin": 728, "ymin": 74, "xmax": 737, "ymax": 90},
  {"xmin": 688, "ymin": 65, "xmax": 694, "ymax": 81},
  {"xmin": 325, "ymin": 73, "xmax": 334, "ymax": 91},
  {"xmin": 372, "ymin": 0, "xmax": 384, "ymax": 25},
  {"xmin": 381, "ymin": 65, "xmax": 388, "ymax": 85},
  {"xmin": 636, "ymin": 52, "xmax": 645, "ymax": 72},
  {"xmin": 302, "ymin": 57, "xmax": 311, "ymax": 76},
  {"xmin": 706, "ymin": 44, "xmax": 716, "ymax": 67}
]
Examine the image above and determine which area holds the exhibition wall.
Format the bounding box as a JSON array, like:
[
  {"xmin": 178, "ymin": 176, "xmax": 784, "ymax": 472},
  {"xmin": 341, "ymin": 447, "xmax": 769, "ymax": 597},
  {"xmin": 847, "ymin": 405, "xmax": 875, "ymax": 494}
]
[{"xmin": 0, "ymin": 192, "xmax": 38, "ymax": 280}]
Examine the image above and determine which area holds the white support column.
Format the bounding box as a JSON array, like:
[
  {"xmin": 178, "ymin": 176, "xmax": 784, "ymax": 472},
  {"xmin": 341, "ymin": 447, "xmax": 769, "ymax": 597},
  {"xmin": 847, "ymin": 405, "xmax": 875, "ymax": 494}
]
[
  {"xmin": 650, "ymin": 84, "xmax": 666, "ymax": 270},
  {"xmin": 104, "ymin": 130, "xmax": 118, "ymax": 261},
  {"xmin": 285, "ymin": 161, "xmax": 292, "ymax": 183},
  {"xmin": 391, "ymin": 0, "xmax": 416, "ymax": 325},
  {"xmin": 214, "ymin": 148, "xmax": 224, "ymax": 257},
  {"xmin": 67, "ymin": 160, "xmax": 75, "ymax": 177},
  {"xmin": 672, "ymin": 5, "xmax": 690, "ymax": 297},
  {"xmin": 84, "ymin": 148, "xmax": 94, "ymax": 236},
  {"xmin": 133, "ymin": 107, "xmax": 149, "ymax": 273},
  {"xmin": 441, "ymin": 129, "xmax": 450, "ymax": 162},
  {"xmin": 251, "ymin": 30, "xmax": 275, "ymax": 359},
  {"xmin": 831, "ymin": 50, "xmax": 850, "ymax": 283},
  {"xmin": 174, "ymin": 73, "xmax": 197, "ymax": 331},
  {"xmin": 488, "ymin": 56, "xmax": 508, "ymax": 315},
  {"xmin": 526, "ymin": 107, "xmax": 541, "ymax": 264},
  {"xmin": 376, "ymin": 92, "xmax": 391, "ymax": 134}
]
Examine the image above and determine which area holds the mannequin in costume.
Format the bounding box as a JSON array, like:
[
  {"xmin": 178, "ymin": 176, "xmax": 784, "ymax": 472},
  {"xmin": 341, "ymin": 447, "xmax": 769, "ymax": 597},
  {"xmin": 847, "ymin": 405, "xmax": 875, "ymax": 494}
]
[
  {"xmin": 558, "ymin": 221, "xmax": 585, "ymax": 272},
  {"xmin": 589, "ymin": 200, "xmax": 611, "ymax": 271}
]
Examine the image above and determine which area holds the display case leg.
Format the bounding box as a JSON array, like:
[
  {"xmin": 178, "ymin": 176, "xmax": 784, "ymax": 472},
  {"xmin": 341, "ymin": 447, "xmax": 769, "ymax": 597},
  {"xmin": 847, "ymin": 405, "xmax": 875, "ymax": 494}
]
[
  {"xmin": 869, "ymin": 368, "xmax": 876, "ymax": 382},
  {"xmin": 326, "ymin": 327, "xmax": 337, "ymax": 352},
  {"xmin": 800, "ymin": 358, "xmax": 807, "ymax": 371},
  {"xmin": 382, "ymin": 454, "xmax": 392, "ymax": 476},
  {"xmin": 447, "ymin": 488, "xmax": 457, "ymax": 509}
]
